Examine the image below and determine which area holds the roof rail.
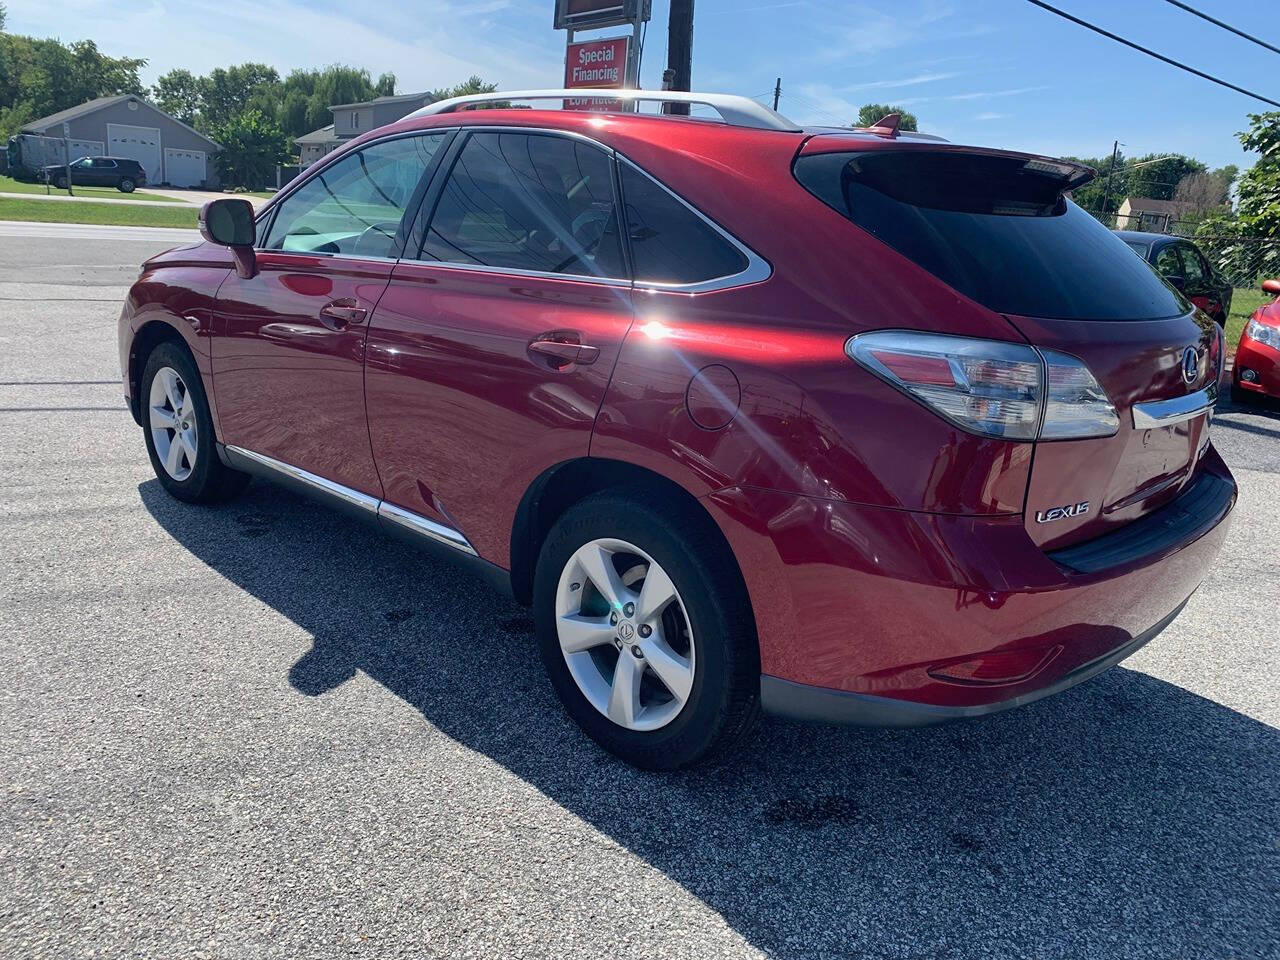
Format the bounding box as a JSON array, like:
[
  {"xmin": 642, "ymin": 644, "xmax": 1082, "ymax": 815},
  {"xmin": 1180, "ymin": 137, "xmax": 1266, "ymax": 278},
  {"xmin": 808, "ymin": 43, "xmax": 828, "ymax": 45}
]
[{"xmin": 406, "ymin": 89, "xmax": 802, "ymax": 132}]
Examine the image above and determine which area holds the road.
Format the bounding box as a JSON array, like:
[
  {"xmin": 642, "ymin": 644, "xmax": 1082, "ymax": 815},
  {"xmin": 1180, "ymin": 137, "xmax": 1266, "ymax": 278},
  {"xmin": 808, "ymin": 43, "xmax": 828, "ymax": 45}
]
[{"xmin": 2, "ymin": 224, "xmax": 1277, "ymax": 960}]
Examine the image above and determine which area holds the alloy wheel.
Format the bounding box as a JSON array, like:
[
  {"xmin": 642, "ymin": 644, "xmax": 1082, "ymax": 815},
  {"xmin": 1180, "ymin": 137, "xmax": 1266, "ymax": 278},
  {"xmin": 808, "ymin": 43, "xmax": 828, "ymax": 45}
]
[
  {"xmin": 555, "ymin": 538, "xmax": 696, "ymax": 732},
  {"xmin": 149, "ymin": 366, "xmax": 198, "ymax": 481}
]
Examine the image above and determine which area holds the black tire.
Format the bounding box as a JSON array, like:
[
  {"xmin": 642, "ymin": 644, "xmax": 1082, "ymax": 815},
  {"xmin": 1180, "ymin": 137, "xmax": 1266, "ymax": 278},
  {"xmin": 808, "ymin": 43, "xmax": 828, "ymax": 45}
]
[
  {"xmin": 118, "ymin": 178, "xmax": 136, "ymax": 193},
  {"xmin": 533, "ymin": 488, "xmax": 760, "ymax": 770},
  {"xmin": 140, "ymin": 340, "xmax": 249, "ymax": 504},
  {"xmin": 55, "ymin": 176, "xmax": 68, "ymax": 190}
]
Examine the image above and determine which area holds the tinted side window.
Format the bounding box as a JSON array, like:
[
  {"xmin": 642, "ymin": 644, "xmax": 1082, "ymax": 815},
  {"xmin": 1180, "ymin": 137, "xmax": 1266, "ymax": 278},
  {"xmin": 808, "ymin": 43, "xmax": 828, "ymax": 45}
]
[
  {"xmin": 421, "ymin": 132, "xmax": 625, "ymax": 279},
  {"xmin": 619, "ymin": 163, "xmax": 748, "ymax": 285},
  {"xmin": 1179, "ymin": 245, "xmax": 1206, "ymax": 283},
  {"xmin": 1155, "ymin": 245, "xmax": 1184, "ymax": 278},
  {"xmin": 266, "ymin": 134, "xmax": 446, "ymax": 258}
]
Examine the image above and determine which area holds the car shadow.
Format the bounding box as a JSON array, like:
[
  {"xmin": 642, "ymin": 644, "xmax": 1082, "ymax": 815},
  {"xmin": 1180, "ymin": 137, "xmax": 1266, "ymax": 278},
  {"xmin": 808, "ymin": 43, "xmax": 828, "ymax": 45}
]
[{"xmin": 140, "ymin": 479, "xmax": 1280, "ymax": 959}]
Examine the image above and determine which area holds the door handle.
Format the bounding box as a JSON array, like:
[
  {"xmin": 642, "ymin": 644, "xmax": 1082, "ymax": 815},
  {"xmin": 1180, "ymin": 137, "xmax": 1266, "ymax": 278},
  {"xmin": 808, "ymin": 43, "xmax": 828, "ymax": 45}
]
[
  {"xmin": 319, "ymin": 299, "xmax": 368, "ymax": 331},
  {"xmin": 529, "ymin": 337, "xmax": 600, "ymax": 367}
]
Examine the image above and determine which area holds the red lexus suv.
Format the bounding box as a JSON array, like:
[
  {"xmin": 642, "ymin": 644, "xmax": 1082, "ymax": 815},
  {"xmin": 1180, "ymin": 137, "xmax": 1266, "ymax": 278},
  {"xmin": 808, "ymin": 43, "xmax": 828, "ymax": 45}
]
[{"xmin": 118, "ymin": 90, "xmax": 1236, "ymax": 769}]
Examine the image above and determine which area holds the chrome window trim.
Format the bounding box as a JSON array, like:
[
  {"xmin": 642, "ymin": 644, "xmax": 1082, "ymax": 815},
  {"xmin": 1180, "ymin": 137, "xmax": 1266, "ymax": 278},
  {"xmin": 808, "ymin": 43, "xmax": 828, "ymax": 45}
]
[
  {"xmin": 617, "ymin": 157, "xmax": 773, "ymax": 294},
  {"xmin": 404, "ymin": 258, "xmax": 632, "ymax": 287},
  {"xmin": 377, "ymin": 501, "xmax": 477, "ymax": 556},
  {"xmin": 222, "ymin": 445, "xmax": 478, "ymax": 556},
  {"xmin": 1131, "ymin": 384, "xmax": 1217, "ymax": 429}
]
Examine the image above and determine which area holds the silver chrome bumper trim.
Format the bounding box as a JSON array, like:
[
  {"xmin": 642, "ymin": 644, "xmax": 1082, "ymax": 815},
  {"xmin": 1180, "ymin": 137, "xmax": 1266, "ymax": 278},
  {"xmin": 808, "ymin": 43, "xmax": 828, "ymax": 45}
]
[{"xmin": 1131, "ymin": 384, "xmax": 1217, "ymax": 430}]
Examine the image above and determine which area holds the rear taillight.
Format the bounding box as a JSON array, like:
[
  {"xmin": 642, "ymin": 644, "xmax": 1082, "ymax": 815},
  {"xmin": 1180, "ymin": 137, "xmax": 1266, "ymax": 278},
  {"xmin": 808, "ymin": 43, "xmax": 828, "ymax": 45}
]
[{"xmin": 846, "ymin": 331, "xmax": 1118, "ymax": 441}]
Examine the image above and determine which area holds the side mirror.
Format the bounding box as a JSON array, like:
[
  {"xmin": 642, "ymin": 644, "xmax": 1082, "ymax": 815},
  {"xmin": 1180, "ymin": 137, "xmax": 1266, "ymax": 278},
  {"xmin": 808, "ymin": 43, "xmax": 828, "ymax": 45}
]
[
  {"xmin": 1165, "ymin": 275, "xmax": 1186, "ymax": 291},
  {"xmin": 1262, "ymin": 279, "xmax": 1280, "ymax": 297},
  {"xmin": 199, "ymin": 198, "xmax": 257, "ymax": 278}
]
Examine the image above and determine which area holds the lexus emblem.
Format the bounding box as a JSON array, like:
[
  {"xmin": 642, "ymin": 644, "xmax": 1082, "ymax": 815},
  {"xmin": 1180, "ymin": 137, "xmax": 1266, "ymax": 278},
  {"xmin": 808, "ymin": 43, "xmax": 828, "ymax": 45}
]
[
  {"xmin": 1181, "ymin": 346, "xmax": 1199, "ymax": 385},
  {"xmin": 618, "ymin": 621, "xmax": 635, "ymax": 641}
]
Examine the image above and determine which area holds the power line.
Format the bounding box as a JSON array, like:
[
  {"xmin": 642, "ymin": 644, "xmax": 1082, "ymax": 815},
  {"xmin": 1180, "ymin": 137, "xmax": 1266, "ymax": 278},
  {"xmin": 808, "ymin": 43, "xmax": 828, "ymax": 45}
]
[
  {"xmin": 1023, "ymin": 0, "xmax": 1280, "ymax": 109},
  {"xmin": 1163, "ymin": 0, "xmax": 1280, "ymax": 58}
]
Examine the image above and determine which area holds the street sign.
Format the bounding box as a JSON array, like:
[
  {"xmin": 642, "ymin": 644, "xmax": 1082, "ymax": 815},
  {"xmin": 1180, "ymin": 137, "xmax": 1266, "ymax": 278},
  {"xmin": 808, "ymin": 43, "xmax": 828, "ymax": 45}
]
[
  {"xmin": 563, "ymin": 35, "xmax": 629, "ymax": 111},
  {"xmin": 553, "ymin": 0, "xmax": 649, "ymax": 31}
]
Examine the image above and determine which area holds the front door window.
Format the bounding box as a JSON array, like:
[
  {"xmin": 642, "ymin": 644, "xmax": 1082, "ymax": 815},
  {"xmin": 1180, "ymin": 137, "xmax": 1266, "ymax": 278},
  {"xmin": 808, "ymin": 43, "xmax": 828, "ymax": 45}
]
[{"xmin": 265, "ymin": 134, "xmax": 447, "ymax": 259}]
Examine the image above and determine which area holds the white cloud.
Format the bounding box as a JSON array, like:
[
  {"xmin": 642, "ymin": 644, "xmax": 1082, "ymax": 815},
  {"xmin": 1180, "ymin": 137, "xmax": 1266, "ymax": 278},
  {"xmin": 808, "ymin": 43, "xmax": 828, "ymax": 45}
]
[
  {"xmin": 6, "ymin": 0, "xmax": 564, "ymax": 91},
  {"xmin": 974, "ymin": 111, "xmax": 1009, "ymax": 121},
  {"xmin": 841, "ymin": 71, "xmax": 963, "ymax": 92},
  {"xmin": 895, "ymin": 85, "xmax": 1051, "ymax": 106}
]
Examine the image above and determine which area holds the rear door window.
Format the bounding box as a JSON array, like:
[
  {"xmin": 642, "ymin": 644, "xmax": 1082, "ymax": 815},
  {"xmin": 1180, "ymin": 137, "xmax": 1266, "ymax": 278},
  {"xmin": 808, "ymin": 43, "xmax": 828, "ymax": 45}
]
[
  {"xmin": 1155, "ymin": 245, "xmax": 1185, "ymax": 279},
  {"xmin": 1178, "ymin": 245, "xmax": 1207, "ymax": 285},
  {"xmin": 618, "ymin": 162, "xmax": 748, "ymax": 285},
  {"xmin": 420, "ymin": 131, "xmax": 626, "ymax": 280},
  {"xmin": 794, "ymin": 149, "xmax": 1187, "ymax": 320},
  {"xmin": 265, "ymin": 134, "xmax": 447, "ymax": 258}
]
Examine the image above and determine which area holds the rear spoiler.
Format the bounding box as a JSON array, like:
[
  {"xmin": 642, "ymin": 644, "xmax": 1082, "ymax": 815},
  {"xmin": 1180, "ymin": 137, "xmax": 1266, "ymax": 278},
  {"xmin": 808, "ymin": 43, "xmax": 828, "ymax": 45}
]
[{"xmin": 798, "ymin": 137, "xmax": 1098, "ymax": 192}]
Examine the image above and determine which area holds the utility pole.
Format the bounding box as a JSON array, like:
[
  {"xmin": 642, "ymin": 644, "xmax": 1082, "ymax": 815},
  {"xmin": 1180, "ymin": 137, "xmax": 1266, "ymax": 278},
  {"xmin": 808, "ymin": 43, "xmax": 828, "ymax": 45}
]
[
  {"xmin": 773, "ymin": 77, "xmax": 782, "ymax": 111},
  {"xmin": 667, "ymin": 0, "xmax": 694, "ymax": 115},
  {"xmin": 62, "ymin": 122, "xmax": 74, "ymax": 197},
  {"xmin": 1102, "ymin": 139, "xmax": 1119, "ymax": 221}
]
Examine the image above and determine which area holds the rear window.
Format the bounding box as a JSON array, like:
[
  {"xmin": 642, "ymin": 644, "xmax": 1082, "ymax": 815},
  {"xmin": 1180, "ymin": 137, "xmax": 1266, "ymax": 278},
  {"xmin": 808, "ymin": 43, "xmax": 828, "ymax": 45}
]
[{"xmin": 795, "ymin": 150, "xmax": 1187, "ymax": 321}]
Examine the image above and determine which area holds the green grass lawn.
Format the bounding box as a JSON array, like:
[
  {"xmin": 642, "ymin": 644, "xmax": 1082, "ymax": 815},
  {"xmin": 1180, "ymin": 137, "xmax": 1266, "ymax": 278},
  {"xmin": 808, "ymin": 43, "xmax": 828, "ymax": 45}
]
[
  {"xmin": 0, "ymin": 174, "xmax": 181, "ymax": 203},
  {"xmin": 1227, "ymin": 286, "xmax": 1269, "ymax": 352},
  {"xmin": 0, "ymin": 197, "xmax": 198, "ymax": 229}
]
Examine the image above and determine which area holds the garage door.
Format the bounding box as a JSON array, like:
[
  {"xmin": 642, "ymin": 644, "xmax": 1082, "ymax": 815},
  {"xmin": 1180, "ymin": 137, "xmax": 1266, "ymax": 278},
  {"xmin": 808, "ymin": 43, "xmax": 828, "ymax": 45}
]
[
  {"xmin": 164, "ymin": 148, "xmax": 206, "ymax": 188},
  {"xmin": 68, "ymin": 140, "xmax": 103, "ymax": 163},
  {"xmin": 106, "ymin": 124, "xmax": 162, "ymax": 184}
]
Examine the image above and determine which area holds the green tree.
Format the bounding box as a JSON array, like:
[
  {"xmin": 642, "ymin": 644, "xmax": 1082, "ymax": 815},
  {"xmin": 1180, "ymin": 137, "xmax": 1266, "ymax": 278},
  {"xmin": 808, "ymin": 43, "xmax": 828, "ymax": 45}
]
[
  {"xmin": 161, "ymin": 64, "xmax": 406, "ymax": 144},
  {"xmin": 1232, "ymin": 112, "xmax": 1280, "ymax": 280},
  {"xmin": 1, "ymin": 3, "xmax": 8, "ymax": 30},
  {"xmin": 0, "ymin": 31, "xmax": 145, "ymax": 139},
  {"xmin": 199, "ymin": 63, "xmax": 279, "ymax": 132},
  {"xmin": 855, "ymin": 103, "xmax": 918, "ymax": 131},
  {"xmin": 1062, "ymin": 149, "xmax": 1124, "ymax": 212},
  {"xmin": 430, "ymin": 75, "xmax": 498, "ymax": 101},
  {"xmin": 151, "ymin": 68, "xmax": 202, "ymax": 125},
  {"xmin": 1124, "ymin": 153, "xmax": 1207, "ymax": 201},
  {"xmin": 212, "ymin": 108, "xmax": 288, "ymax": 189}
]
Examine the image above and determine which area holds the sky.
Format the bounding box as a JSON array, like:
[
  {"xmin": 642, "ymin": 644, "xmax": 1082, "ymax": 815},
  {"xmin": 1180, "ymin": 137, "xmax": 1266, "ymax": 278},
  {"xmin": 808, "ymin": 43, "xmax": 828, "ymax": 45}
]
[{"xmin": 5, "ymin": 0, "xmax": 1276, "ymax": 170}]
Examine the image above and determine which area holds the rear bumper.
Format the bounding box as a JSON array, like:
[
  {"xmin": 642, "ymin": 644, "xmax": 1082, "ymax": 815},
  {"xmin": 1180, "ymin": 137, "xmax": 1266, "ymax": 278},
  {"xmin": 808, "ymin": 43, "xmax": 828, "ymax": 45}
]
[
  {"xmin": 761, "ymin": 598, "xmax": 1187, "ymax": 726},
  {"xmin": 709, "ymin": 449, "xmax": 1236, "ymax": 724}
]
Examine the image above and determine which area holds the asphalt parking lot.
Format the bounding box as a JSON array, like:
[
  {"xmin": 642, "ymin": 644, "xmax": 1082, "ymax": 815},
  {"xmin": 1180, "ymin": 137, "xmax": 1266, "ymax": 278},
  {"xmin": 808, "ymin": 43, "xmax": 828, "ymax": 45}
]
[{"xmin": 2, "ymin": 222, "xmax": 1277, "ymax": 960}]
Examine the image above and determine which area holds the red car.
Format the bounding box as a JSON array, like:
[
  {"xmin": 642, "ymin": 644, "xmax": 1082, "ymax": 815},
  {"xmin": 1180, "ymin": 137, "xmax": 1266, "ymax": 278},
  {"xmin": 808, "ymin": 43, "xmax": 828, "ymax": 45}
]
[
  {"xmin": 118, "ymin": 90, "xmax": 1235, "ymax": 769},
  {"xmin": 1233, "ymin": 279, "xmax": 1280, "ymax": 403}
]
